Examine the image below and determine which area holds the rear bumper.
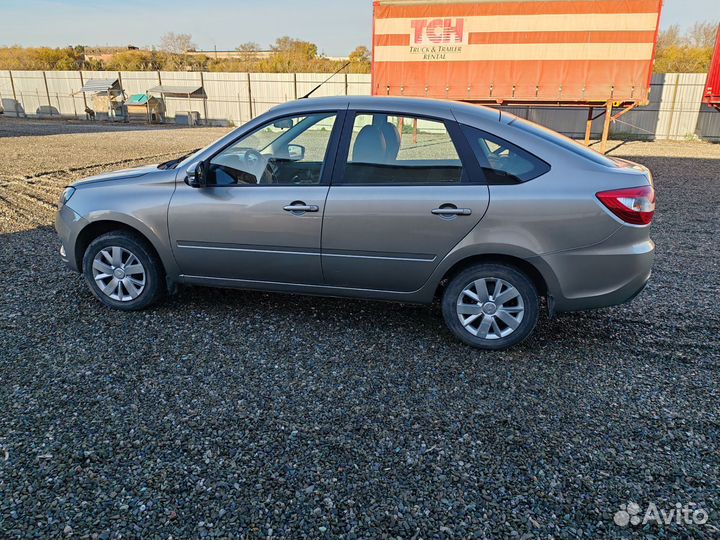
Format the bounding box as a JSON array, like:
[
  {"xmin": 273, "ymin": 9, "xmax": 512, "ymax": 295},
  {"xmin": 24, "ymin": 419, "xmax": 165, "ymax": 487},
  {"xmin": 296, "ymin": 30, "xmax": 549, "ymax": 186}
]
[
  {"xmin": 534, "ymin": 229, "xmax": 655, "ymax": 313},
  {"xmin": 55, "ymin": 204, "xmax": 86, "ymax": 272}
]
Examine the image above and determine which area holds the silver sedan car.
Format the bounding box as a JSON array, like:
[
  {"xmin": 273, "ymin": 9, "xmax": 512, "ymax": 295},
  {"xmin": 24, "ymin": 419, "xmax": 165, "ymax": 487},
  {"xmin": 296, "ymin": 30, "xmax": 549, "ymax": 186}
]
[{"xmin": 55, "ymin": 96, "xmax": 655, "ymax": 349}]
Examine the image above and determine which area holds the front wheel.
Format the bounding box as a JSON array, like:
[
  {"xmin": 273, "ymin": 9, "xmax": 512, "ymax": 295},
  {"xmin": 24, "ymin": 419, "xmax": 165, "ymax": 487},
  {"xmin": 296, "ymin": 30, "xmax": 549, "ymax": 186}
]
[
  {"xmin": 442, "ymin": 263, "xmax": 539, "ymax": 350},
  {"xmin": 82, "ymin": 231, "xmax": 164, "ymax": 311}
]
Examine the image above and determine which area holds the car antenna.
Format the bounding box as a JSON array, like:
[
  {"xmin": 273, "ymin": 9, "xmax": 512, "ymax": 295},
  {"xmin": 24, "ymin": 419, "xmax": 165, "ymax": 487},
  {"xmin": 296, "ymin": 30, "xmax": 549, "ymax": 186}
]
[{"xmin": 300, "ymin": 61, "xmax": 351, "ymax": 99}]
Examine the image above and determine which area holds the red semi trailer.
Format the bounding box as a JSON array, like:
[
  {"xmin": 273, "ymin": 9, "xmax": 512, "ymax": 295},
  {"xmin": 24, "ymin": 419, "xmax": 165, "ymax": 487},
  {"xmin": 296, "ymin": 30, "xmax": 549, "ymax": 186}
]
[
  {"xmin": 703, "ymin": 24, "xmax": 720, "ymax": 112},
  {"xmin": 372, "ymin": 0, "xmax": 663, "ymax": 152}
]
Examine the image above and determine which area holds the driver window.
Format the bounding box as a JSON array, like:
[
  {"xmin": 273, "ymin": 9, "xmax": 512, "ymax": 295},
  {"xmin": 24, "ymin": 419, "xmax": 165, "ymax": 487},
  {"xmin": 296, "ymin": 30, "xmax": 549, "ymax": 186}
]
[{"xmin": 209, "ymin": 113, "xmax": 337, "ymax": 186}]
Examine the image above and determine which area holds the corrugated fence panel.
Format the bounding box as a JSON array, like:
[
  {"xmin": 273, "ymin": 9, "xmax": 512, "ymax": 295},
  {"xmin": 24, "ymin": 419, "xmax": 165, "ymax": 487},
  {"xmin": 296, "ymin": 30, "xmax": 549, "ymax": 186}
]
[
  {"xmin": 120, "ymin": 71, "xmax": 162, "ymax": 97},
  {"xmin": 44, "ymin": 71, "xmax": 84, "ymax": 117},
  {"xmin": 0, "ymin": 70, "xmax": 21, "ymax": 116},
  {"xmin": 295, "ymin": 73, "xmax": 348, "ymax": 99},
  {"xmin": 1, "ymin": 71, "xmax": 718, "ymax": 139},
  {"xmin": 649, "ymin": 73, "xmax": 704, "ymax": 140},
  {"xmin": 10, "ymin": 71, "xmax": 48, "ymax": 117},
  {"xmin": 697, "ymin": 104, "xmax": 720, "ymax": 141},
  {"xmin": 347, "ymin": 74, "xmax": 372, "ymax": 96},
  {"xmin": 202, "ymin": 72, "xmax": 250, "ymax": 126},
  {"xmin": 250, "ymin": 73, "xmax": 296, "ymax": 117}
]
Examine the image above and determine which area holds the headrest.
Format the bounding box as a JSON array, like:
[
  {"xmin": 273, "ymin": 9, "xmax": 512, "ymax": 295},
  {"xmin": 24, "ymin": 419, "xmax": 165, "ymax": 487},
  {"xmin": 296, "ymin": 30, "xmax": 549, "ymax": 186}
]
[{"xmin": 352, "ymin": 125, "xmax": 386, "ymax": 163}]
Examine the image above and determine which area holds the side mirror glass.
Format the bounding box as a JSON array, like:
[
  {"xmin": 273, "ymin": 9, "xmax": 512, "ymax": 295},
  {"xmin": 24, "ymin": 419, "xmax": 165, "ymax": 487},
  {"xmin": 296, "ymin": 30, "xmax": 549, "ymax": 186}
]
[
  {"xmin": 287, "ymin": 144, "xmax": 305, "ymax": 161},
  {"xmin": 186, "ymin": 161, "xmax": 208, "ymax": 188}
]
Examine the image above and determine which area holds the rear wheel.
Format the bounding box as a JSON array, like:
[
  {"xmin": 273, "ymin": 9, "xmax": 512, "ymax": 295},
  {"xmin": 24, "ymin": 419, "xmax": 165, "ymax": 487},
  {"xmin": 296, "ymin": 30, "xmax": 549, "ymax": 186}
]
[
  {"xmin": 442, "ymin": 263, "xmax": 539, "ymax": 350},
  {"xmin": 82, "ymin": 231, "xmax": 164, "ymax": 311}
]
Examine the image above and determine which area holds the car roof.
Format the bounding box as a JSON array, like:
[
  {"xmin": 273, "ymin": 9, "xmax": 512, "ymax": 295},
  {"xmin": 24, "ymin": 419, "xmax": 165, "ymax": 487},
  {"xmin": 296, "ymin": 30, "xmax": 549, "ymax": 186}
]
[{"xmin": 267, "ymin": 95, "xmax": 501, "ymax": 123}]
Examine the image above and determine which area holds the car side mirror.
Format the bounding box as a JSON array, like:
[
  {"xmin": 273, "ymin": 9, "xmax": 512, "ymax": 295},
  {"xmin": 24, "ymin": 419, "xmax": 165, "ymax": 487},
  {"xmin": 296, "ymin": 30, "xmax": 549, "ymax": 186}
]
[
  {"xmin": 288, "ymin": 144, "xmax": 305, "ymax": 161},
  {"xmin": 186, "ymin": 160, "xmax": 208, "ymax": 188}
]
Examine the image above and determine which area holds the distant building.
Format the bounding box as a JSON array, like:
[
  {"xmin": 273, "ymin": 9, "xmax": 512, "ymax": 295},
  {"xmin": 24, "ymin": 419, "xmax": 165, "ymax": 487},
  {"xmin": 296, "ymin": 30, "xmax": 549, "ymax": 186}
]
[{"xmin": 185, "ymin": 50, "xmax": 275, "ymax": 60}]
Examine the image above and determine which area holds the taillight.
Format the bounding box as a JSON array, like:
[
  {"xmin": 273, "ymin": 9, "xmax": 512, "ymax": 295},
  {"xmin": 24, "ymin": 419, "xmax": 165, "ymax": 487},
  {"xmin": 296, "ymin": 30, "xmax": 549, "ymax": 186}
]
[{"xmin": 596, "ymin": 185, "xmax": 656, "ymax": 225}]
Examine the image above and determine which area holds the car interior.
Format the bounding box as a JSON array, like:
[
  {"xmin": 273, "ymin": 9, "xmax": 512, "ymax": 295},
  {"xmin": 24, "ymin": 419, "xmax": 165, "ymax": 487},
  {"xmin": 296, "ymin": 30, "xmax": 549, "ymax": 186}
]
[{"xmin": 345, "ymin": 114, "xmax": 464, "ymax": 184}]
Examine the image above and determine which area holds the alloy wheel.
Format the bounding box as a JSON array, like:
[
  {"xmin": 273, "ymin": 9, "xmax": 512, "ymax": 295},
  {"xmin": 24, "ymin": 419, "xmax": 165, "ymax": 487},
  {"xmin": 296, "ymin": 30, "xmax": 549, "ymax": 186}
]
[
  {"xmin": 456, "ymin": 277, "xmax": 525, "ymax": 339},
  {"xmin": 92, "ymin": 246, "xmax": 146, "ymax": 302}
]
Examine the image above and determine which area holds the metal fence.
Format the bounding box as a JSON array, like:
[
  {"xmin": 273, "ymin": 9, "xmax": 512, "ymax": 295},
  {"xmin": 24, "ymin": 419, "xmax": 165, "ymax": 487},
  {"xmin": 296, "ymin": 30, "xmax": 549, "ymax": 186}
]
[{"xmin": 1, "ymin": 70, "xmax": 719, "ymax": 141}]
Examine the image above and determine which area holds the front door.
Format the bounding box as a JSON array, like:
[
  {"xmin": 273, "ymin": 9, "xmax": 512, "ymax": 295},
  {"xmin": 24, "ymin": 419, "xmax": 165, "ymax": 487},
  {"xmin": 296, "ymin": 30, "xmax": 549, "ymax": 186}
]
[
  {"xmin": 321, "ymin": 112, "xmax": 489, "ymax": 292},
  {"xmin": 169, "ymin": 111, "xmax": 340, "ymax": 285}
]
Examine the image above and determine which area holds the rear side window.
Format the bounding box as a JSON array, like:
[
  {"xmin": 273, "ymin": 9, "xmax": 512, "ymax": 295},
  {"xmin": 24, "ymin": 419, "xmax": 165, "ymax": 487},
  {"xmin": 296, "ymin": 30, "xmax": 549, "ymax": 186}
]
[
  {"xmin": 505, "ymin": 114, "xmax": 616, "ymax": 167},
  {"xmin": 462, "ymin": 125, "xmax": 550, "ymax": 184}
]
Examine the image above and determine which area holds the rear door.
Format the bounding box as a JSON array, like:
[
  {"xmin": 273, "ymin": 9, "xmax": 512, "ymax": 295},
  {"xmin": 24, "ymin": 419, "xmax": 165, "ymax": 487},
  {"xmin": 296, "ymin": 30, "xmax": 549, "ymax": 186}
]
[{"xmin": 321, "ymin": 111, "xmax": 489, "ymax": 292}]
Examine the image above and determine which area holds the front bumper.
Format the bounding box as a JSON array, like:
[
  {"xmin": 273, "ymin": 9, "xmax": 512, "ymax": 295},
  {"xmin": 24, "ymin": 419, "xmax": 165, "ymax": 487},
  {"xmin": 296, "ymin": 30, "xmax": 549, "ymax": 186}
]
[
  {"xmin": 55, "ymin": 204, "xmax": 87, "ymax": 272},
  {"xmin": 534, "ymin": 227, "xmax": 655, "ymax": 313}
]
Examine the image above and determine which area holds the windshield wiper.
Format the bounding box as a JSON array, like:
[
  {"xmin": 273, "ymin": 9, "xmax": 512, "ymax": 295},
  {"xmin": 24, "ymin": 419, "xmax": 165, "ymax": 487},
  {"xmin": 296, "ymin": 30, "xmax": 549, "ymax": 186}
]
[{"xmin": 158, "ymin": 148, "xmax": 201, "ymax": 170}]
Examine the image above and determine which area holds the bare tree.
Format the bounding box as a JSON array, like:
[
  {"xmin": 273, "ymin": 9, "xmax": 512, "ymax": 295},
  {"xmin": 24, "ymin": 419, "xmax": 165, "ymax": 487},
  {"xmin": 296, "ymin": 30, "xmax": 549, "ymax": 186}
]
[
  {"xmin": 159, "ymin": 32, "xmax": 196, "ymax": 54},
  {"xmin": 686, "ymin": 21, "xmax": 719, "ymax": 48},
  {"xmin": 235, "ymin": 41, "xmax": 261, "ymax": 61},
  {"xmin": 236, "ymin": 41, "xmax": 261, "ymax": 53},
  {"xmin": 657, "ymin": 24, "xmax": 683, "ymax": 49}
]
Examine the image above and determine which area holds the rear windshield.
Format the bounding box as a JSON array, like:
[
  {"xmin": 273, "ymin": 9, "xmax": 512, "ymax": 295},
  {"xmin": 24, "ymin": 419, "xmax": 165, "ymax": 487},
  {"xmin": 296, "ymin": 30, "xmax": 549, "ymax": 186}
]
[{"xmin": 504, "ymin": 114, "xmax": 617, "ymax": 167}]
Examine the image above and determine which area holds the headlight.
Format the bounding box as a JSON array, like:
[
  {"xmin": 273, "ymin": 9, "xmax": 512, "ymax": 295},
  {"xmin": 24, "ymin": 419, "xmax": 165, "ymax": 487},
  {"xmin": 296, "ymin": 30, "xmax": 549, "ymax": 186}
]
[{"xmin": 58, "ymin": 187, "xmax": 75, "ymax": 208}]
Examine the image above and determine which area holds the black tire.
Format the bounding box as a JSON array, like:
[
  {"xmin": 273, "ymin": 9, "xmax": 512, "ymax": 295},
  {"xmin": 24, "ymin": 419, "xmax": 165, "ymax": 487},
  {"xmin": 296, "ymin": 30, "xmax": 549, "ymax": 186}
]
[
  {"xmin": 82, "ymin": 231, "xmax": 164, "ymax": 311},
  {"xmin": 441, "ymin": 263, "xmax": 539, "ymax": 350}
]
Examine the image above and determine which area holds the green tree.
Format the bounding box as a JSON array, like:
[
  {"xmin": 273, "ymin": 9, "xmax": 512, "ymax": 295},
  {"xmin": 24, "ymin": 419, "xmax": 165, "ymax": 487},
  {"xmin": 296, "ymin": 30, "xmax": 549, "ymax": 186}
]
[
  {"xmin": 272, "ymin": 37, "xmax": 317, "ymax": 60},
  {"xmin": 349, "ymin": 45, "xmax": 370, "ymax": 63}
]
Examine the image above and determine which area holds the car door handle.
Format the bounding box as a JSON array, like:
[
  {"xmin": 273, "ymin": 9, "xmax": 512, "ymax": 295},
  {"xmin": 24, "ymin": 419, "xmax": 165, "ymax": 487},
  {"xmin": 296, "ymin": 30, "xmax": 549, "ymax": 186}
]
[
  {"xmin": 431, "ymin": 207, "xmax": 472, "ymax": 216},
  {"xmin": 283, "ymin": 203, "xmax": 319, "ymax": 212}
]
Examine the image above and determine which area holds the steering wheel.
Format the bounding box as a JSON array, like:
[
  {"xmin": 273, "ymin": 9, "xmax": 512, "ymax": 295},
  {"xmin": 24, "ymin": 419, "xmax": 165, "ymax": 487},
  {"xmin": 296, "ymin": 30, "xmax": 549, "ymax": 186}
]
[
  {"xmin": 241, "ymin": 148, "xmax": 276, "ymax": 184},
  {"xmin": 243, "ymin": 148, "xmax": 262, "ymax": 167}
]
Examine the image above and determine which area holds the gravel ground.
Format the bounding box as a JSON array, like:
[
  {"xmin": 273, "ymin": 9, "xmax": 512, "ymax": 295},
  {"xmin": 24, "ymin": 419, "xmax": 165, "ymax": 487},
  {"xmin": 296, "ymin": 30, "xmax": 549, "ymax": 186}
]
[
  {"xmin": 0, "ymin": 117, "xmax": 719, "ymax": 539},
  {"xmin": 0, "ymin": 117, "xmax": 210, "ymax": 139}
]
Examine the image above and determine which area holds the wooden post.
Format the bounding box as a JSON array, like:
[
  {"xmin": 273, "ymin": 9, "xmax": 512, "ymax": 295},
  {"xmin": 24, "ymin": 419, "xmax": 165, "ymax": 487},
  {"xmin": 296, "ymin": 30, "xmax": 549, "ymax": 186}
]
[
  {"xmin": 156, "ymin": 71, "xmax": 164, "ymax": 123},
  {"xmin": 8, "ymin": 70, "xmax": 20, "ymax": 117},
  {"xmin": 117, "ymin": 71, "xmax": 126, "ymax": 122},
  {"xmin": 41, "ymin": 71, "xmax": 52, "ymax": 115},
  {"xmin": 413, "ymin": 117, "xmax": 418, "ymax": 144},
  {"xmin": 246, "ymin": 73, "xmax": 253, "ymax": 120},
  {"xmin": 78, "ymin": 71, "xmax": 88, "ymax": 114},
  {"xmin": 600, "ymin": 100, "xmax": 612, "ymax": 154},
  {"xmin": 584, "ymin": 107, "xmax": 594, "ymax": 145},
  {"xmin": 293, "ymin": 73, "xmax": 298, "ymax": 100},
  {"xmin": 200, "ymin": 71, "xmax": 208, "ymax": 125}
]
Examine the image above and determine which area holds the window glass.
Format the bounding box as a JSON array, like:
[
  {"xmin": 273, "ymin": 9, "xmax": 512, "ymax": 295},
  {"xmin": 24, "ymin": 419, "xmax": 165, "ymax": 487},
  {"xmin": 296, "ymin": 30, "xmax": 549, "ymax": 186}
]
[
  {"xmin": 505, "ymin": 113, "xmax": 616, "ymax": 167},
  {"xmin": 210, "ymin": 113, "xmax": 336, "ymax": 185},
  {"xmin": 342, "ymin": 113, "xmax": 463, "ymax": 184},
  {"xmin": 462, "ymin": 125, "xmax": 550, "ymax": 184}
]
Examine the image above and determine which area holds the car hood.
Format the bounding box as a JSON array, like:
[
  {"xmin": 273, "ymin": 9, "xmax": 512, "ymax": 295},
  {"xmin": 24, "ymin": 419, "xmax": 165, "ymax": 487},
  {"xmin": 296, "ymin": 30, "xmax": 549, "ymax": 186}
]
[{"xmin": 72, "ymin": 164, "xmax": 161, "ymax": 187}]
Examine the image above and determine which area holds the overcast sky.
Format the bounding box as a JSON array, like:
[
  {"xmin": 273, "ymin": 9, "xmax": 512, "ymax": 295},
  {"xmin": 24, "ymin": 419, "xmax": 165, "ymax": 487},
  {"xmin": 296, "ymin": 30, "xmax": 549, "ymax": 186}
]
[{"xmin": 0, "ymin": 0, "xmax": 716, "ymax": 56}]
